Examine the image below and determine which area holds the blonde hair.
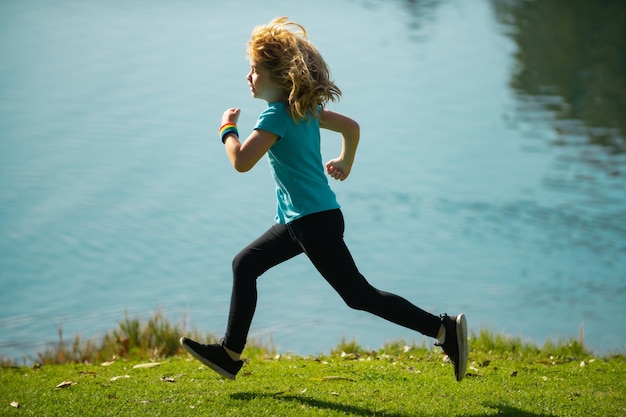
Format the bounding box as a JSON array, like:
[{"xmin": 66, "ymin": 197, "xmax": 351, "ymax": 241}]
[{"xmin": 247, "ymin": 17, "xmax": 341, "ymax": 121}]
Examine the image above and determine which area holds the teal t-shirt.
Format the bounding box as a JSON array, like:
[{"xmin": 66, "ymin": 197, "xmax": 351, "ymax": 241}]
[{"xmin": 254, "ymin": 102, "xmax": 340, "ymax": 224}]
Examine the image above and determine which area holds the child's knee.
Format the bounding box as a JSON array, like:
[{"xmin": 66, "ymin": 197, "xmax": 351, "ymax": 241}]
[
  {"xmin": 232, "ymin": 250, "xmax": 254, "ymax": 278},
  {"xmin": 341, "ymin": 288, "xmax": 379, "ymax": 311}
]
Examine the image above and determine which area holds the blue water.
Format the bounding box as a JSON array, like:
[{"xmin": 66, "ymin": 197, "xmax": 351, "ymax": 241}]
[{"xmin": 1, "ymin": 0, "xmax": 625, "ymax": 363}]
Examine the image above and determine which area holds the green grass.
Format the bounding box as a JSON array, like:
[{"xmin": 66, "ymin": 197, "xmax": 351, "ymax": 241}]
[{"xmin": 1, "ymin": 314, "xmax": 625, "ymax": 416}]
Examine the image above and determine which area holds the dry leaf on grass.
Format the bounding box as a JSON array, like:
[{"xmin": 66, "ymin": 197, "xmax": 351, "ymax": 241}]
[
  {"xmin": 55, "ymin": 381, "xmax": 75, "ymax": 389},
  {"xmin": 310, "ymin": 376, "xmax": 356, "ymax": 383},
  {"xmin": 132, "ymin": 362, "xmax": 161, "ymax": 369}
]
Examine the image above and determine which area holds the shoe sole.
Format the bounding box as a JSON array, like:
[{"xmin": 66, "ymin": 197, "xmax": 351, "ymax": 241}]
[
  {"xmin": 455, "ymin": 314, "xmax": 468, "ymax": 382},
  {"xmin": 179, "ymin": 337, "xmax": 237, "ymax": 380}
]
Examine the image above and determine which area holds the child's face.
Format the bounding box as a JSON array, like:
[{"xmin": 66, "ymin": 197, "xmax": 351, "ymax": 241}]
[{"xmin": 246, "ymin": 59, "xmax": 286, "ymax": 102}]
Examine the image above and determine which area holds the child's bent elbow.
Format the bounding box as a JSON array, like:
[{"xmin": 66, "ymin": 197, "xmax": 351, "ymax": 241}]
[
  {"xmin": 233, "ymin": 163, "xmax": 252, "ymax": 173},
  {"xmin": 228, "ymin": 153, "xmax": 254, "ymax": 172},
  {"xmin": 232, "ymin": 157, "xmax": 257, "ymax": 172}
]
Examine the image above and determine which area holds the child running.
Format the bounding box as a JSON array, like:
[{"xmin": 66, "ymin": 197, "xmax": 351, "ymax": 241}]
[{"xmin": 180, "ymin": 17, "xmax": 468, "ymax": 382}]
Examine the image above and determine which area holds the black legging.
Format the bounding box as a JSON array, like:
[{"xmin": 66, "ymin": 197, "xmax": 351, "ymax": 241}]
[{"xmin": 224, "ymin": 208, "xmax": 441, "ymax": 353}]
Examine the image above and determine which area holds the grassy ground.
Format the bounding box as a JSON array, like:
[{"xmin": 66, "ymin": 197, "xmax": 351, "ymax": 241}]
[{"xmin": 1, "ymin": 314, "xmax": 625, "ymax": 416}]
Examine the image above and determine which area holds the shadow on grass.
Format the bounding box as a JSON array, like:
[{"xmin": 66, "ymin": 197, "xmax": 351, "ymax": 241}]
[
  {"xmin": 231, "ymin": 393, "xmax": 557, "ymax": 417},
  {"xmin": 231, "ymin": 391, "xmax": 414, "ymax": 417},
  {"xmin": 464, "ymin": 402, "xmax": 558, "ymax": 417},
  {"xmin": 459, "ymin": 403, "xmax": 556, "ymax": 417}
]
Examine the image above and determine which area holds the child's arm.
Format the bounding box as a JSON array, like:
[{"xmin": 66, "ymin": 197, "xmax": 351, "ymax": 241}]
[
  {"xmin": 221, "ymin": 108, "xmax": 278, "ymax": 172},
  {"xmin": 320, "ymin": 109, "xmax": 360, "ymax": 181}
]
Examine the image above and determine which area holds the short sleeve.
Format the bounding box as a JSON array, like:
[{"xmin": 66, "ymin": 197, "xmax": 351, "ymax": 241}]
[{"xmin": 254, "ymin": 103, "xmax": 288, "ymax": 139}]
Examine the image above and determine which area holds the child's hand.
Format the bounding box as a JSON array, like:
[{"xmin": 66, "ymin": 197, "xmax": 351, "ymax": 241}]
[
  {"xmin": 222, "ymin": 108, "xmax": 241, "ymax": 125},
  {"xmin": 325, "ymin": 158, "xmax": 351, "ymax": 181}
]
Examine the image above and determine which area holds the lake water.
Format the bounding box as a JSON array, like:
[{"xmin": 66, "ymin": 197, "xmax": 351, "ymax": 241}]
[{"xmin": 1, "ymin": 0, "xmax": 625, "ymax": 363}]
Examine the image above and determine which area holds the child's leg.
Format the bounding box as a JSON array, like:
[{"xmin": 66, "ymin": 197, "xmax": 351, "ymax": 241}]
[
  {"xmin": 223, "ymin": 223, "xmax": 303, "ymax": 353},
  {"xmin": 289, "ymin": 209, "xmax": 441, "ymax": 338}
]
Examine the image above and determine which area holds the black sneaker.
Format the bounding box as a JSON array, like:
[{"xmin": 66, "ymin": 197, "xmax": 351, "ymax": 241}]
[
  {"xmin": 435, "ymin": 313, "xmax": 468, "ymax": 382},
  {"xmin": 180, "ymin": 337, "xmax": 243, "ymax": 380}
]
